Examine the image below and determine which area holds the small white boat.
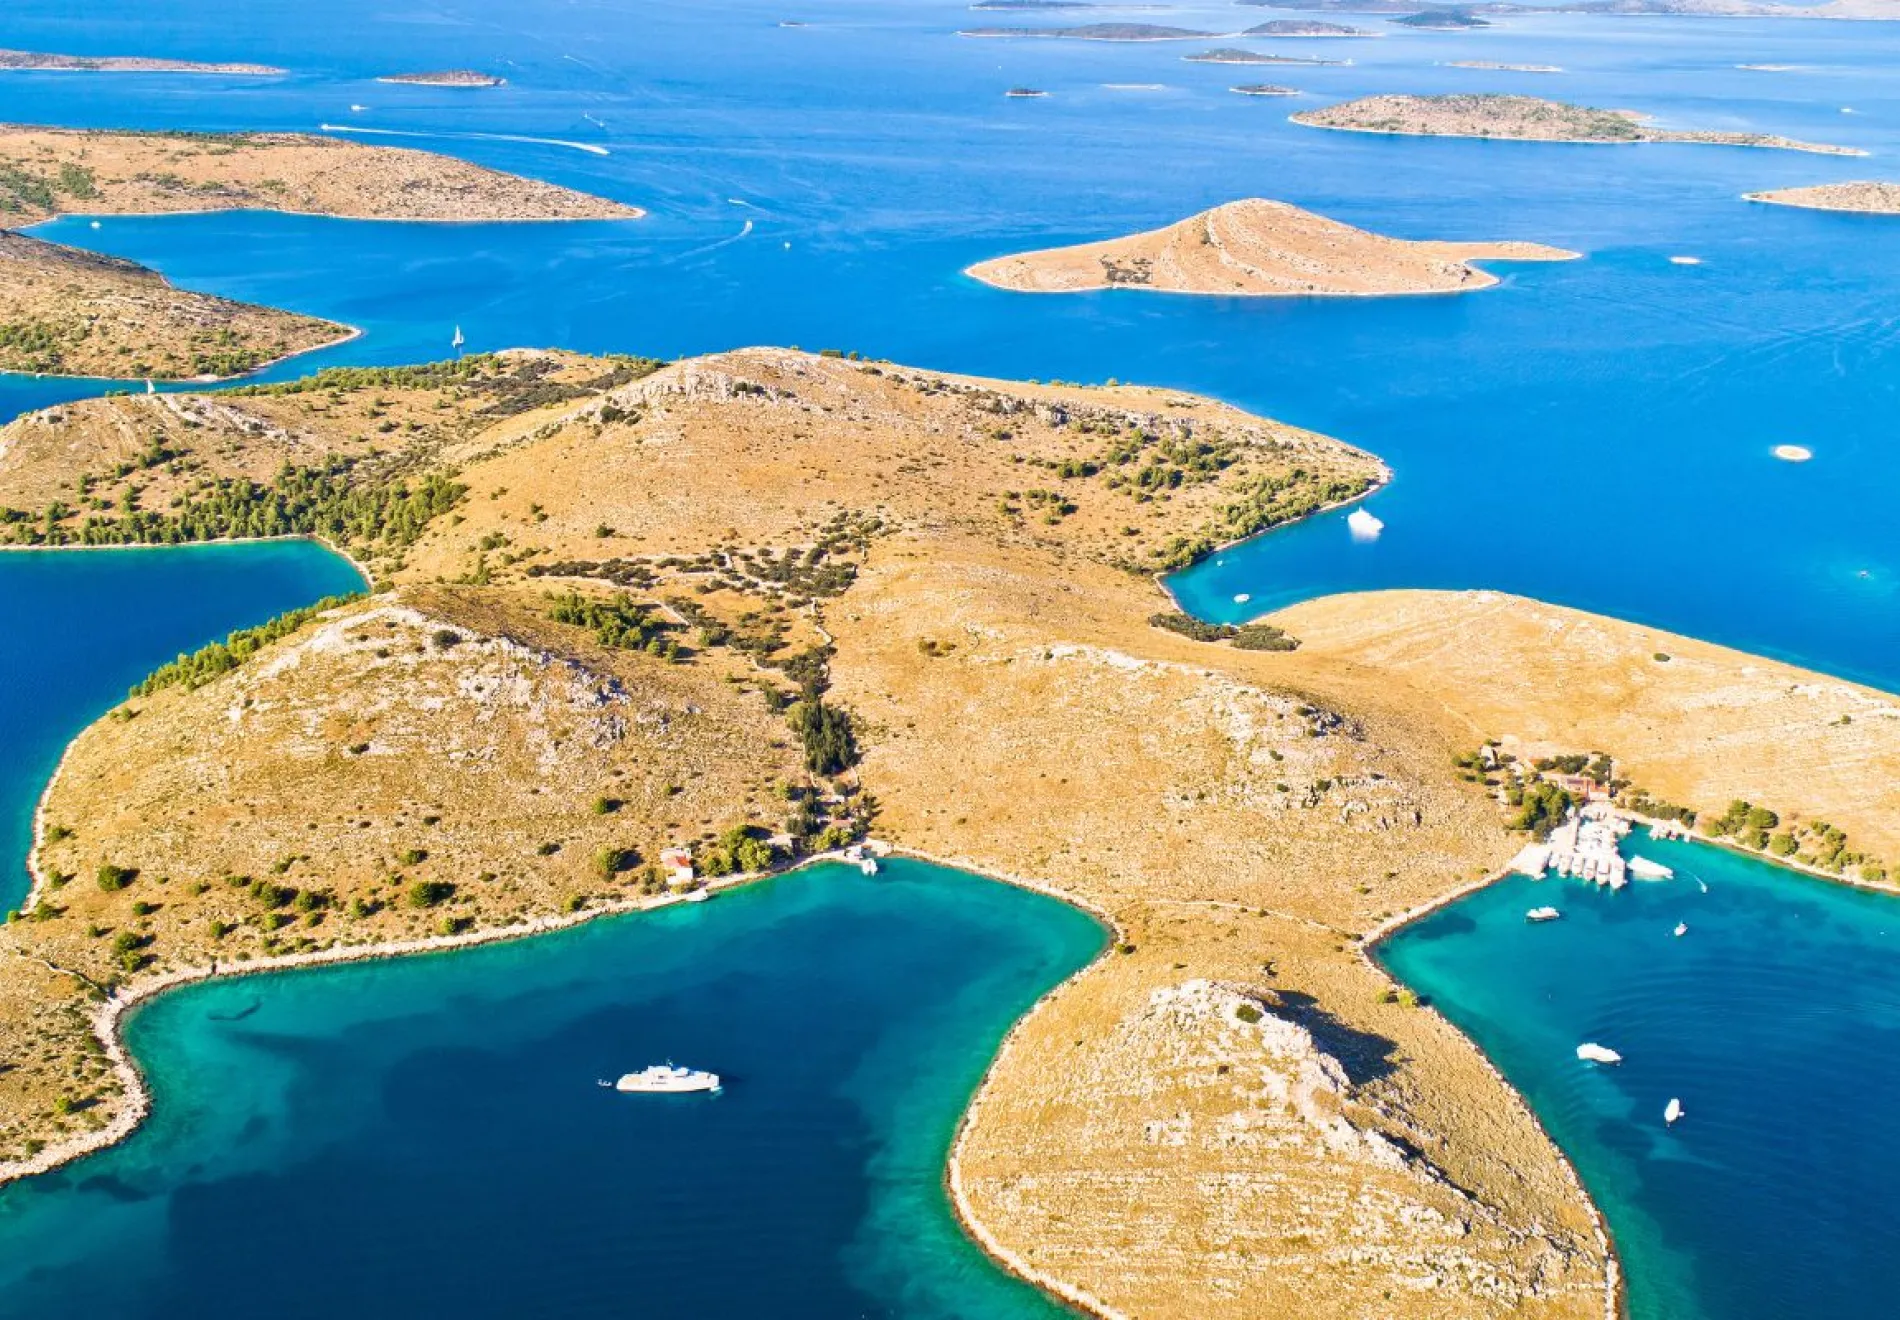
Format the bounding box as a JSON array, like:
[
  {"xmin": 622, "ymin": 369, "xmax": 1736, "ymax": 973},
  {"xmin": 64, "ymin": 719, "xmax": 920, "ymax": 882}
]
[
  {"xmin": 1673, "ymin": 922, "xmax": 1688, "ymax": 937},
  {"xmin": 685, "ymin": 889, "xmax": 710, "ymax": 904},
  {"xmin": 1665, "ymin": 1097, "xmax": 1684, "ymax": 1125},
  {"xmin": 1346, "ymin": 507, "xmax": 1384, "ymax": 542},
  {"xmin": 1577, "ymin": 1043, "xmax": 1622, "ymax": 1065},
  {"xmin": 859, "ymin": 855, "xmax": 879, "ymax": 876},
  {"xmin": 1526, "ymin": 907, "xmax": 1562, "ymax": 923},
  {"xmin": 603, "ymin": 1063, "xmax": 720, "ymax": 1094},
  {"xmin": 451, "ymin": 325, "xmax": 466, "ymax": 353},
  {"xmin": 1233, "ymin": 593, "xmax": 1251, "ymax": 604}
]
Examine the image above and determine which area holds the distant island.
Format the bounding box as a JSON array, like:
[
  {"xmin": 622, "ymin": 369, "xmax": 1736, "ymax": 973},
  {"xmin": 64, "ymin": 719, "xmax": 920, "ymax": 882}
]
[
  {"xmin": 1392, "ymin": 8, "xmax": 1493, "ymax": 26},
  {"xmin": 1293, "ymin": 94, "xmax": 1865, "ymax": 155},
  {"xmin": 0, "ymin": 125, "xmax": 642, "ymax": 225},
  {"xmin": 1184, "ymin": 48, "xmax": 1347, "ymax": 65},
  {"xmin": 0, "ymin": 231, "xmax": 351, "ymax": 380},
  {"xmin": 1235, "ymin": 0, "xmax": 1900, "ymax": 19},
  {"xmin": 959, "ymin": 23, "xmax": 1215, "ymax": 39},
  {"xmin": 1005, "ymin": 86, "xmax": 1049, "ymax": 97},
  {"xmin": 964, "ymin": 197, "xmax": 1577, "ymax": 296},
  {"xmin": 1745, "ymin": 181, "xmax": 1900, "ymax": 213},
  {"xmin": 1231, "ymin": 83, "xmax": 1301, "ymax": 96},
  {"xmin": 376, "ymin": 70, "xmax": 506, "ymax": 87},
  {"xmin": 1445, "ymin": 60, "xmax": 1564, "ymax": 71},
  {"xmin": 1241, "ymin": 19, "xmax": 1376, "ymax": 35},
  {"xmin": 0, "ymin": 49, "xmax": 285, "ymax": 74}
]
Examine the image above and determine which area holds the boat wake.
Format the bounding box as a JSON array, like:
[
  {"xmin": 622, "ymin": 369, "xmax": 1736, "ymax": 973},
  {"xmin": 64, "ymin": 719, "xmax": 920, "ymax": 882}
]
[{"xmin": 317, "ymin": 124, "xmax": 611, "ymax": 156}]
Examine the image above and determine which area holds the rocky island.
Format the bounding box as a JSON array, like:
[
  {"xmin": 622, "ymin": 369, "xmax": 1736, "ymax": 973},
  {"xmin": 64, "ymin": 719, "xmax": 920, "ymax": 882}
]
[
  {"xmin": 0, "ymin": 232, "xmax": 351, "ymax": 379},
  {"xmin": 959, "ymin": 23, "xmax": 1217, "ymax": 39},
  {"xmin": 0, "ymin": 49, "xmax": 285, "ymax": 75},
  {"xmin": 1445, "ymin": 60, "xmax": 1565, "ymax": 71},
  {"xmin": 0, "ymin": 126, "xmax": 641, "ymax": 223},
  {"xmin": 1292, "ymin": 93, "xmax": 1864, "ymax": 155},
  {"xmin": 1231, "ymin": 84, "xmax": 1301, "ymax": 96},
  {"xmin": 1241, "ymin": 19, "xmax": 1376, "ymax": 35},
  {"xmin": 965, "ymin": 198, "xmax": 1577, "ymax": 296},
  {"xmin": 1184, "ymin": 47, "xmax": 1346, "ymax": 65},
  {"xmin": 1745, "ymin": 181, "xmax": 1900, "ymax": 213},
  {"xmin": 376, "ymin": 70, "xmax": 507, "ymax": 87},
  {"xmin": 1392, "ymin": 8, "xmax": 1493, "ymax": 26}
]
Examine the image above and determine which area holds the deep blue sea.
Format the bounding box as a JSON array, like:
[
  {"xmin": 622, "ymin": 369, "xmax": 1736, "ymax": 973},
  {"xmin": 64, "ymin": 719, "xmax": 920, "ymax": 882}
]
[
  {"xmin": 0, "ymin": 859, "xmax": 1102, "ymax": 1319},
  {"xmin": 2, "ymin": 3, "xmax": 1900, "ymax": 1317},
  {"xmin": 1381, "ymin": 833, "xmax": 1900, "ymax": 1320}
]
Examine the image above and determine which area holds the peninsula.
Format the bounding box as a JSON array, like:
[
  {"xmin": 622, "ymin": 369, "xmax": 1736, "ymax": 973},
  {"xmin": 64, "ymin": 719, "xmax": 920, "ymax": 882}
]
[
  {"xmin": 1292, "ymin": 93, "xmax": 1864, "ymax": 155},
  {"xmin": 0, "ymin": 50, "xmax": 285, "ymax": 75},
  {"xmin": 964, "ymin": 198, "xmax": 1578, "ymax": 296},
  {"xmin": 376, "ymin": 70, "xmax": 507, "ymax": 87},
  {"xmin": 0, "ymin": 125, "xmax": 643, "ymax": 224},
  {"xmin": 1745, "ymin": 180, "xmax": 1900, "ymax": 213},
  {"xmin": 7, "ymin": 347, "xmax": 1900, "ymax": 1316},
  {"xmin": 0, "ymin": 231, "xmax": 351, "ymax": 379}
]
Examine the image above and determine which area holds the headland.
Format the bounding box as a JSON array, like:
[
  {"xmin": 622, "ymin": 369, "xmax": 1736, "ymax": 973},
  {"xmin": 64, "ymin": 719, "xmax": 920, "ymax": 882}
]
[{"xmin": 1744, "ymin": 181, "xmax": 1900, "ymax": 213}]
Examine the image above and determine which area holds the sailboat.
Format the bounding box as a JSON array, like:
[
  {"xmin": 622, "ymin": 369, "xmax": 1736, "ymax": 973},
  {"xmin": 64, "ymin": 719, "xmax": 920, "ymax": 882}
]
[{"xmin": 451, "ymin": 325, "xmax": 466, "ymax": 355}]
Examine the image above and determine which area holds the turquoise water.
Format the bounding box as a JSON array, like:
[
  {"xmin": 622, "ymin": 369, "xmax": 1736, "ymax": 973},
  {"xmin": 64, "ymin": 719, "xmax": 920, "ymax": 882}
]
[
  {"xmin": 0, "ymin": 1, "xmax": 1896, "ymax": 685},
  {"xmin": 0, "ymin": 859, "xmax": 1102, "ymax": 1319},
  {"xmin": 0, "ymin": 543, "xmax": 364, "ymax": 913},
  {"xmin": 1381, "ymin": 833, "xmax": 1900, "ymax": 1320}
]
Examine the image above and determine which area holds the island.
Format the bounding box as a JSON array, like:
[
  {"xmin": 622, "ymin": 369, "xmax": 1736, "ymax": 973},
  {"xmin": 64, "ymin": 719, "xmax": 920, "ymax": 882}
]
[
  {"xmin": 1292, "ymin": 93, "xmax": 1865, "ymax": 155},
  {"xmin": 1445, "ymin": 59, "xmax": 1565, "ymax": 71},
  {"xmin": 376, "ymin": 70, "xmax": 507, "ymax": 87},
  {"xmin": 0, "ymin": 125, "xmax": 642, "ymax": 224},
  {"xmin": 1745, "ymin": 181, "xmax": 1900, "ymax": 213},
  {"xmin": 0, "ymin": 49, "xmax": 285, "ymax": 75},
  {"xmin": 958, "ymin": 23, "xmax": 1217, "ymax": 39},
  {"xmin": 964, "ymin": 198, "xmax": 1578, "ymax": 296},
  {"xmin": 1238, "ymin": 0, "xmax": 1900, "ymax": 18},
  {"xmin": 7, "ymin": 346, "xmax": 1900, "ymax": 1316},
  {"xmin": 1392, "ymin": 7, "xmax": 1493, "ymax": 25},
  {"xmin": 1004, "ymin": 86, "xmax": 1049, "ymax": 98},
  {"xmin": 1230, "ymin": 83, "xmax": 1301, "ymax": 96},
  {"xmin": 1240, "ymin": 19, "xmax": 1376, "ymax": 35},
  {"xmin": 0, "ymin": 231, "xmax": 352, "ymax": 379},
  {"xmin": 1184, "ymin": 47, "xmax": 1346, "ymax": 64}
]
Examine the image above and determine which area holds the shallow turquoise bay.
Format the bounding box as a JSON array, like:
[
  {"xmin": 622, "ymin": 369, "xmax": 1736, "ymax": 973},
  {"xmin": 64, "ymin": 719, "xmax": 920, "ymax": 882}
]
[
  {"xmin": 1381, "ymin": 833, "xmax": 1900, "ymax": 1320},
  {"xmin": 0, "ymin": 859, "xmax": 1101, "ymax": 1319}
]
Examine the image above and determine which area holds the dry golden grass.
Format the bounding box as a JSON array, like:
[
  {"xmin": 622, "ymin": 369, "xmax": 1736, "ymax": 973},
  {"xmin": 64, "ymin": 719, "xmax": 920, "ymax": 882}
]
[
  {"xmin": 0, "ymin": 352, "xmax": 1622, "ymax": 1318},
  {"xmin": 0, "ymin": 124, "xmax": 640, "ymax": 224},
  {"xmin": 966, "ymin": 198, "xmax": 1577, "ymax": 297},
  {"xmin": 0, "ymin": 231, "xmax": 349, "ymax": 379}
]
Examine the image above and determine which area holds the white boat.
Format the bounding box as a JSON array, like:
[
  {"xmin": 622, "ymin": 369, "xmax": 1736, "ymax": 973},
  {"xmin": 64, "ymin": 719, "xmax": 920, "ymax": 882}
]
[
  {"xmin": 1673, "ymin": 922, "xmax": 1688, "ymax": 937},
  {"xmin": 1346, "ymin": 507, "xmax": 1384, "ymax": 542},
  {"xmin": 603, "ymin": 1063, "xmax": 720, "ymax": 1094},
  {"xmin": 859, "ymin": 855, "xmax": 879, "ymax": 875},
  {"xmin": 685, "ymin": 888, "xmax": 710, "ymax": 904},
  {"xmin": 1629, "ymin": 856, "xmax": 1674, "ymax": 881},
  {"xmin": 1526, "ymin": 907, "xmax": 1562, "ymax": 923},
  {"xmin": 451, "ymin": 325, "xmax": 466, "ymax": 353},
  {"xmin": 1576, "ymin": 1043, "xmax": 1622, "ymax": 1065},
  {"xmin": 1665, "ymin": 1097, "xmax": 1684, "ymax": 1125}
]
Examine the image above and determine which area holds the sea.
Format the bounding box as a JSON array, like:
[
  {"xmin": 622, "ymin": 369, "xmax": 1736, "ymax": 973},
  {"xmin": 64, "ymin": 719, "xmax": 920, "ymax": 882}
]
[{"xmin": 0, "ymin": 2, "xmax": 1896, "ymax": 1315}]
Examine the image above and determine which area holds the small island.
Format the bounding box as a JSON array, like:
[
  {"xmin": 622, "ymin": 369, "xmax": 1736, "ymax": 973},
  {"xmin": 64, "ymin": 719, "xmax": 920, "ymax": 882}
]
[
  {"xmin": 0, "ymin": 232, "xmax": 352, "ymax": 380},
  {"xmin": 1184, "ymin": 48, "xmax": 1346, "ymax": 65},
  {"xmin": 1240, "ymin": 20, "xmax": 1376, "ymax": 35},
  {"xmin": 1444, "ymin": 60, "xmax": 1564, "ymax": 72},
  {"xmin": 959, "ymin": 23, "xmax": 1216, "ymax": 39},
  {"xmin": 376, "ymin": 70, "xmax": 507, "ymax": 87},
  {"xmin": 965, "ymin": 198, "xmax": 1577, "ymax": 296},
  {"xmin": 1292, "ymin": 93, "xmax": 1864, "ymax": 155},
  {"xmin": 1392, "ymin": 8, "xmax": 1493, "ymax": 27},
  {"xmin": 1231, "ymin": 84, "xmax": 1301, "ymax": 96},
  {"xmin": 1005, "ymin": 86, "xmax": 1049, "ymax": 98},
  {"xmin": 0, "ymin": 49, "xmax": 285, "ymax": 75},
  {"xmin": 1744, "ymin": 181, "xmax": 1900, "ymax": 213}
]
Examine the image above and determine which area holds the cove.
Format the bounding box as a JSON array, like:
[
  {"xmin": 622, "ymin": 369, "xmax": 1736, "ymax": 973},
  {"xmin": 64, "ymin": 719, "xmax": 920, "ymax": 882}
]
[
  {"xmin": 0, "ymin": 858, "xmax": 1103, "ymax": 1319},
  {"xmin": 0, "ymin": 543, "xmax": 365, "ymax": 913},
  {"xmin": 1379, "ymin": 832, "xmax": 1900, "ymax": 1320}
]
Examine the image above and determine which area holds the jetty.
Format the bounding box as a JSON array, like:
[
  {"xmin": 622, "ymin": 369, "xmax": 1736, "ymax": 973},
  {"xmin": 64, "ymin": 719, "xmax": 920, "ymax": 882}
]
[{"xmin": 1511, "ymin": 807, "xmax": 1629, "ymax": 889}]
